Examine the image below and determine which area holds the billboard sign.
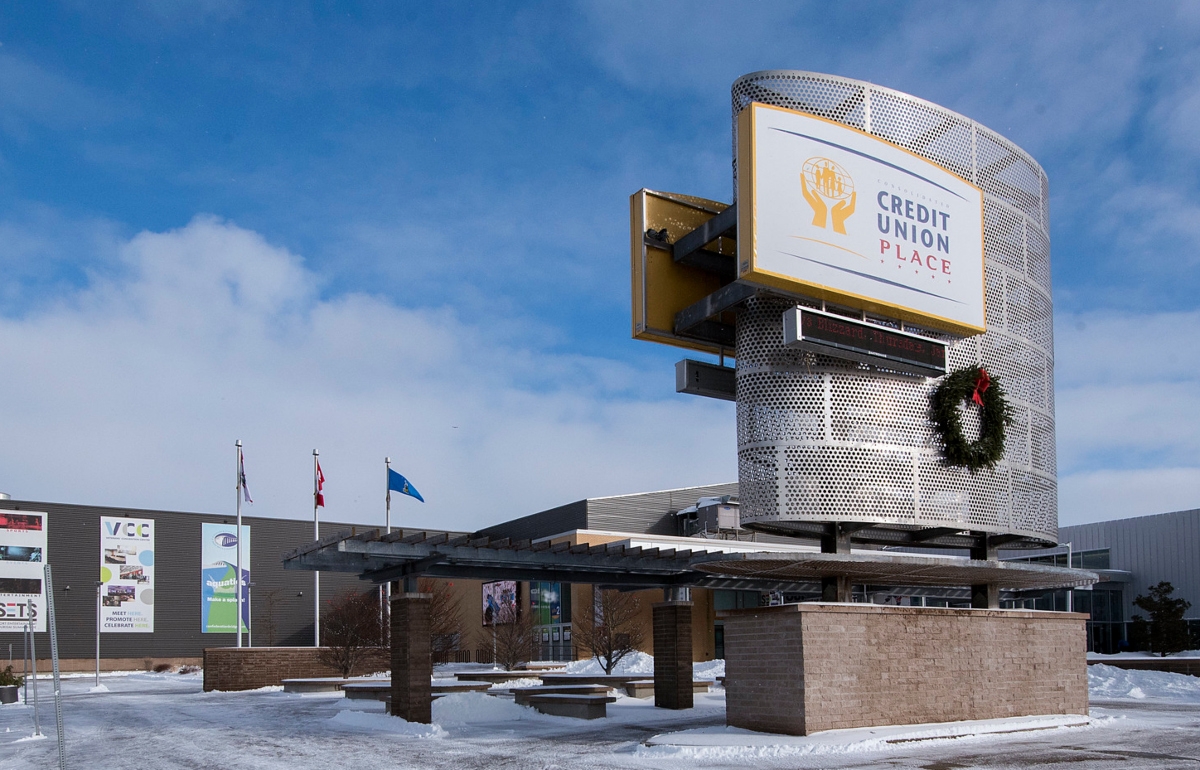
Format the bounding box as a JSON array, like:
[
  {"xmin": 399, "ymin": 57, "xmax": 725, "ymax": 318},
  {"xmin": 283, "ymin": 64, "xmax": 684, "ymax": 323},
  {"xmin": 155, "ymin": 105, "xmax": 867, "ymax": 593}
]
[
  {"xmin": 100, "ymin": 517, "xmax": 155, "ymax": 632},
  {"xmin": 201, "ymin": 522, "xmax": 250, "ymax": 633},
  {"xmin": 737, "ymin": 102, "xmax": 986, "ymax": 335},
  {"xmin": 482, "ymin": 580, "xmax": 517, "ymax": 626},
  {"xmin": 630, "ymin": 189, "xmax": 734, "ymax": 355},
  {"xmin": 0, "ymin": 510, "xmax": 46, "ymax": 632}
]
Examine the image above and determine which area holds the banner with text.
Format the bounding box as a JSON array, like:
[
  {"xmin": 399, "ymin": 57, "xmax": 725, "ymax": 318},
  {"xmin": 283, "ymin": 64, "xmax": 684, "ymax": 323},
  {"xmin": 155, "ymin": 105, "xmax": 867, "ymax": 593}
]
[
  {"xmin": 0, "ymin": 510, "xmax": 47, "ymax": 633},
  {"xmin": 201, "ymin": 522, "xmax": 250, "ymax": 633},
  {"xmin": 100, "ymin": 516, "xmax": 155, "ymax": 632}
]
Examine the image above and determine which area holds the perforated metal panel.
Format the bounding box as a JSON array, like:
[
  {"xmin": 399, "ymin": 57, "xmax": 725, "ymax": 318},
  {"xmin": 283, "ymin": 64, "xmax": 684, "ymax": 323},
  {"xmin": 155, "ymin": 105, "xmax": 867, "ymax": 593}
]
[{"xmin": 731, "ymin": 71, "xmax": 1056, "ymax": 545}]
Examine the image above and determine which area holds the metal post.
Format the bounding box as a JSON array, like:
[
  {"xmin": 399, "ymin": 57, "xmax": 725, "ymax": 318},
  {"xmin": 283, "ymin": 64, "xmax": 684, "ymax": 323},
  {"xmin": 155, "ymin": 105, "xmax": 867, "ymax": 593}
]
[
  {"xmin": 22, "ymin": 621, "xmax": 28, "ymax": 707},
  {"xmin": 236, "ymin": 440, "xmax": 243, "ymax": 649},
  {"xmin": 384, "ymin": 457, "xmax": 392, "ymax": 612},
  {"xmin": 28, "ymin": 600, "xmax": 41, "ymax": 736},
  {"xmin": 44, "ymin": 564, "xmax": 66, "ymax": 769},
  {"xmin": 247, "ymin": 582, "xmax": 254, "ymax": 648},
  {"xmin": 95, "ymin": 581, "xmax": 101, "ymax": 687},
  {"xmin": 313, "ymin": 448, "xmax": 320, "ymax": 648},
  {"xmin": 1066, "ymin": 541, "xmax": 1073, "ymax": 613}
]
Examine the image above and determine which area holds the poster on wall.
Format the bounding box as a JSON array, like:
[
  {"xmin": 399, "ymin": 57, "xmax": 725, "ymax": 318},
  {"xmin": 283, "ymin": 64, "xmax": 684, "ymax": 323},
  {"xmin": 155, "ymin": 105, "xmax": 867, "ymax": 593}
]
[
  {"xmin": 530, "ymin": 582, "xmax": 562, "ymax": 626},
  {"xmin": 201, "ymin": 522, "xmax": 250, "ymax": 633},
  {"xmin": 99, "ymin": 517, "xmax": 155, "ymax": 632},
  {"xmin": 0, "ymin": 510, "xmax": 47, "ymax": 633},
  {"xmin": 481, "ymin": 580, "xmax": 517, "ymax": 626}
]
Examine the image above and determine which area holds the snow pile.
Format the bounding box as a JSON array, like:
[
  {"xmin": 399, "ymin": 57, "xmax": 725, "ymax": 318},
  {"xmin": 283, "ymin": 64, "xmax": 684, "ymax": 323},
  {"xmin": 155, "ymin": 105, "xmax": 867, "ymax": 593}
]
[
  {"xmin": 1088, "ymin": 663, "xmax": 1200, "ymax": 702},
  {"xmin": 432, "ymin": 692, "xmax": 547, "ymax": 724},
  {"xmin": 88, "ymin": 684, "xmax": 110, "ymax": 693},
  {"xmin": 694, "ymin": 659, "xmax": 725, "ymax": 681},
  {"xmin": 487, "ymin": 677, "xmax": 541, "ymax": 690},
  {"xmin": 328, "ymin": 709, "xmax": 446, "ymax": 738},
  {"xmin": 564, "ymin": 651, "xmax": 655, "ymax": 676}
]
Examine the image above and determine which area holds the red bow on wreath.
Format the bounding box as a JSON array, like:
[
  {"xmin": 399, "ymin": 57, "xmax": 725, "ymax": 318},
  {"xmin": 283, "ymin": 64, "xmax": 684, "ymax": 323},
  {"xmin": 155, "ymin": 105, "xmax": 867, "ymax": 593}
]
[{"xmin": 971, "ymin": 369, "xmax": 991, "ymax": 406}]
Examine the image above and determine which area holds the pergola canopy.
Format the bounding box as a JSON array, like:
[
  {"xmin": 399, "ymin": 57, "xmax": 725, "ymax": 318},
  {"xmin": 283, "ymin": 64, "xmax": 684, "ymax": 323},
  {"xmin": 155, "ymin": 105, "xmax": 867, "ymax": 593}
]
[{"xmin": 282, "ymin": 527, "xmax": 1094, "ymax": 592}]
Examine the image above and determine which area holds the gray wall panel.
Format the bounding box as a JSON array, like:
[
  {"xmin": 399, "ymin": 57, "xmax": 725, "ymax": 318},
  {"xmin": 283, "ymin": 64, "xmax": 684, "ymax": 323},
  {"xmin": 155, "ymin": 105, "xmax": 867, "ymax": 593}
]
[
  {"xmin": 1061, "ymin": 509, "xmax": 1200, "ymax": 623},
  {"xmin": 0, "ymin": 500, "xmax": 369, "ymax": 659}
]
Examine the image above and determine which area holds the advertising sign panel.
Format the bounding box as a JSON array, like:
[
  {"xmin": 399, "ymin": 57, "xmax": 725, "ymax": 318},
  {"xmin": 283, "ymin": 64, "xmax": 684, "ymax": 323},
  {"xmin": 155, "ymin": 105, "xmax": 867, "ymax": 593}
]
[
  {"xmin": 201, "ymin": 522, "xmax": 250, "ymax": 633},
  {"xmin": 737, "ymin": 102, "xmax": 986, "ymax": 335},
  {"xmin": 0, "ymin": 510, "xmax": 46, "ymax": 632},
  {"xmin": 630, "ymin": 189, "xmax": 732, "ymax": 355},
  {"xmin": 481, "ymin": 580, "xmax": 517, "ymax": 626},
  {"xmin": 100, "ymin": 516, "xmax": 155, "ymax": 632}
]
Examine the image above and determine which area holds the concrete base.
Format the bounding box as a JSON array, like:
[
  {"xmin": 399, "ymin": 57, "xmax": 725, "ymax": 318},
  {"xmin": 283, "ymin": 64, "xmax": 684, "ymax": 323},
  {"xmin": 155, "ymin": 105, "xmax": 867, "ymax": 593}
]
[
  {"xmin": 390, "ymin": 592, "xmax": 432, "ymax": 723},
  {"xmin": 721, "ymin": 603, "xmax": 1088, "ymax": 736},
  {"xmin": 652, "ymin": 600, "xmax": 693, "ymax": 710},
  {"xmin": 28, "ymin": 657, "xmax": 202, "ymax": 675},
  {"xmin": 204, "ymin": 647, "xmax": 347, "ymax": 692}
]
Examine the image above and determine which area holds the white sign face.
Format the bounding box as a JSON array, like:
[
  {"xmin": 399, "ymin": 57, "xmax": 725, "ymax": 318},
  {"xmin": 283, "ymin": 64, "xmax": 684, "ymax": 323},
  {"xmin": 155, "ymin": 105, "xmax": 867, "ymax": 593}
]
[
  {"xmin": 738, "ymin": 102, "xmax": 986, "ymax": 335},
  {"xmin": 0, "ymin": 510, "xmax": 47, "ymax": 633},
  {"xmin": 100, "ymin": 516, "xmax": 155, "ymax": 633}
]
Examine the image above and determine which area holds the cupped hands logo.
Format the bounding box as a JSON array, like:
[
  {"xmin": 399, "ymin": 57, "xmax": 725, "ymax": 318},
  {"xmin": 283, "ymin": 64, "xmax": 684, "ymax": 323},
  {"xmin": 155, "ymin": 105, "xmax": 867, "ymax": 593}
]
[{"xmin": 801, "ymin": 157, "xmax": 856, "ymax": 234}]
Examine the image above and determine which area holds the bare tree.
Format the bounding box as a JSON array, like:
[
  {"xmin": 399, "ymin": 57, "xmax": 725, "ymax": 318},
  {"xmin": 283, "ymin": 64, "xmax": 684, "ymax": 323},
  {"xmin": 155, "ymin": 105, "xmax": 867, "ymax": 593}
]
[
  {"xmin": 256, "ymin": 587, "xmax": 283, "ymax": 647},
  {"xmin": 317, "ymin": 590, "xmax": 387, "ymax": 677},
  {"xmin": 490, "ymin": 602, "xmax": 536, "ymax": 671},
  {"xmin": 419, "ymin": 578, "xmax": 464, "ymax": 659},
  {"xmin": 572, "ymin": 588, "xmax": 645, "ymax": 674}
]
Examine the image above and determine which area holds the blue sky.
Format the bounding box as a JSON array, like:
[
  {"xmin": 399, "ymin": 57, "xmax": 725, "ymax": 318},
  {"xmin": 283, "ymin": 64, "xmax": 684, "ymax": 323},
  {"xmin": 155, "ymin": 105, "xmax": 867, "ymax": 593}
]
[{"xmin": 0, "ymin": 1, "xmax": 1197, "ymax": 530}]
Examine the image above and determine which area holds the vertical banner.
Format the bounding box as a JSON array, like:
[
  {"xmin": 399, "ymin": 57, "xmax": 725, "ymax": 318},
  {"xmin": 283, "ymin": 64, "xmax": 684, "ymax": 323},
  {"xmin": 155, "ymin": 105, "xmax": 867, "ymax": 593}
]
[
  {"xmin": 0, "ymin": 510, "xmax": 47, "ymax": 633},
  {"xmin": 481, "ymin": 580, "xmax": 517, "ymax": 626},
  {"xmin": 99, "ymin": 517, "xmax": 155, "ymax": 632},
  {"xmin": 201, "ymin": 522, "xmax": 250, "ymax": 633}
]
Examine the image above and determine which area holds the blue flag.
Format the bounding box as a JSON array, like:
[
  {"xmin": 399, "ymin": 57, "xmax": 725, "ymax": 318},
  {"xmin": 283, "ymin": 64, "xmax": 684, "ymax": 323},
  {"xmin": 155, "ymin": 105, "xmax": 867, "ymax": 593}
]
[{"xmin": 387, "ymin": 469, "xmax": 425, "ymax": 502}]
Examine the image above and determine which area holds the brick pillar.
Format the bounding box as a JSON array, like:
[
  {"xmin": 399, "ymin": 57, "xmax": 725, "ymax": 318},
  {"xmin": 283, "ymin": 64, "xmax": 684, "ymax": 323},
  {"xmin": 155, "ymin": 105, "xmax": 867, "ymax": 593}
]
[
  {"xmin": 653, "ymin": 600, "xmax": 693, "ymax": 709},
  {"xmin": 390, "ymin": 592, "xmax": 432, "ymax": 723}
]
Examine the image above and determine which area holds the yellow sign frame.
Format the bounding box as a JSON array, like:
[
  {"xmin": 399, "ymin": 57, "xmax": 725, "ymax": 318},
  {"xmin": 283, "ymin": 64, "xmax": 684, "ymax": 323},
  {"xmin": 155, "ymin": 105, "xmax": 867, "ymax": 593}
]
[{"xmin": 630, "ymin": 189, "xmax": 736, "ymax": 356}]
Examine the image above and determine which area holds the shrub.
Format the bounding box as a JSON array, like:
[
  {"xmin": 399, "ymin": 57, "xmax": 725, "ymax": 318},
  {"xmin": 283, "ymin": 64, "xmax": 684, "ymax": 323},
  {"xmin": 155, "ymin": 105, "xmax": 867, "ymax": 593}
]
[{"xmin": 0, "ymin": 665, "xmax": 23, "ymax": 687}]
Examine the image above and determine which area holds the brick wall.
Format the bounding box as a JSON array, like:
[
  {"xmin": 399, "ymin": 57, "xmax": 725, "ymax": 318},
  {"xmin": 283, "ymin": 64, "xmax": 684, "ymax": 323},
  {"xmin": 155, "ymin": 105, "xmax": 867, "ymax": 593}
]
[
  {"xmin": 723, "ymin": 604, "xmax": 1088, "ymax": 735},
  {"xmin": 391, "ymin": 594, "xmax": 432, "ymax": 723},
  {"xmin": 652, "ymin": 601, "xmax": 693, "ymax": 709},
  {"xmin": 203, "ymin": 647, "xmax": 349, "ymax": 691}
]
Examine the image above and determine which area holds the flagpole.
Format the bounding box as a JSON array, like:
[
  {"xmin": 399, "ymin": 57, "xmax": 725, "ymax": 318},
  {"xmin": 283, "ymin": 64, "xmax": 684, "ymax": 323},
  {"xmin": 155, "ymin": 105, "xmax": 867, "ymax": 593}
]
[
  {"xmin": 385, "ymin": 457, "xmax": 392, "ymax": 535},
  {"xmin": 235, "ymin": 440, "xmax": 243, "ymax": 649},
  {"xmin": 313, "ymin": 448, "xmax": 320, "ymax": 648}
]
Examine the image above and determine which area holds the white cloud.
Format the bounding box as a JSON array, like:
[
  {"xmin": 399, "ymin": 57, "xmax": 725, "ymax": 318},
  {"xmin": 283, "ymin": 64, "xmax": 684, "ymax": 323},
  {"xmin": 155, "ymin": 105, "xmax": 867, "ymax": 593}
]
[
  {"xmin": 1054, "ymin": 308, "xmax": 1200, "ymax": 521},
  {"xmin": 1059, "ymin": 468, "xmax": 1200, "ymax": 526},
  {"xmin": 0, "ymin": 216, "xmax": 734, "ymax": 531}
]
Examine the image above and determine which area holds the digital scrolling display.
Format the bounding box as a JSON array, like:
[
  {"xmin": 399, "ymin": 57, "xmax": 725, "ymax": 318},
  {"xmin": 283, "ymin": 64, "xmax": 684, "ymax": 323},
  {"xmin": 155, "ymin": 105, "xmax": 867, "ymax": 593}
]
[{"xmin": 784, "ymin": 307, "xmax": 947, "ymax": 376}]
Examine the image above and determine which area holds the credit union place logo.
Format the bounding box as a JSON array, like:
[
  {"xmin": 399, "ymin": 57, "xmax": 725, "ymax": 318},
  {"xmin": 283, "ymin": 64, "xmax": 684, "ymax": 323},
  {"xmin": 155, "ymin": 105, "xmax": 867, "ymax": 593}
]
[{"xmin": 801, "ymin": 157, "xmax": 856, "ymax": 234}]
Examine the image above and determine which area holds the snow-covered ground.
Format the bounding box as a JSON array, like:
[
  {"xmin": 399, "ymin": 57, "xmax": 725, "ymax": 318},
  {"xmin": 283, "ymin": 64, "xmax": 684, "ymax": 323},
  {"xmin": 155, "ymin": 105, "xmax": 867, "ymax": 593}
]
[{"xmin": 1, "ymin": 664, "xmax": 1199, "ymax": 769}]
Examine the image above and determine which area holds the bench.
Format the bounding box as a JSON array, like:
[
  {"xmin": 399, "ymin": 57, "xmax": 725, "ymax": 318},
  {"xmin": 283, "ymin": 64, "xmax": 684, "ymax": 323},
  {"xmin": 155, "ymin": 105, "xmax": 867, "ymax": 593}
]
[
  {"xmin": 454, "ymin": 671, "xmax": 551, "ymax": 685},
  {"xmin": 281, "ymin": 677, "xmax": 356, "ymax": 694},
  {"xmin": 623, "ymin": 680, "xmax": 655, "ymax": 698},
  {"xmin": 621, "ymin": 679, "xmax": 713, "ymax": 698},
  {"xmin": 345, "ymin": 680, "xmax": 494, "ymax": 701},
  {"xmin": 537, "ymin": 674, "xmax": 646, "ymax": 688},
  {"xmin": 512, "ymin": 684, "xmax": 613, "ymax": 706},
  {"xmin": 524, "ymin": 693, "xmax": 616, "ymax": 719}
]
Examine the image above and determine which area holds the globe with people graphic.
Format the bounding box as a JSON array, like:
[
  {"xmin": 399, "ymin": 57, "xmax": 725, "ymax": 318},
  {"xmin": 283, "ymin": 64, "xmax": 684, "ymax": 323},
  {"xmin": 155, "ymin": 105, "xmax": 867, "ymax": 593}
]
[{"xmin": 801, "ymin": 156, "xmax": 854, "ymax": 200}]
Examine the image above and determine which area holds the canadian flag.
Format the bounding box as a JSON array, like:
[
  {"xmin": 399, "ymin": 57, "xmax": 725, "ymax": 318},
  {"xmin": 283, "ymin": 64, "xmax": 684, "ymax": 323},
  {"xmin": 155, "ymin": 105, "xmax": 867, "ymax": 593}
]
[{"xmin": 315, "ymin": 461, "xmax": 325, "ymax": 508}]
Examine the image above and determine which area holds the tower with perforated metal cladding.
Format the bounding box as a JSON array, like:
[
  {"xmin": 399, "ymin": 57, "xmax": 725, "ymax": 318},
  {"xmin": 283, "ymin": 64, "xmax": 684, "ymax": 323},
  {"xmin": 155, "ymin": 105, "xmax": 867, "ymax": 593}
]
[{"xmin": 632, "ymin": 70, "xmax": 1056, "ymax": 556}]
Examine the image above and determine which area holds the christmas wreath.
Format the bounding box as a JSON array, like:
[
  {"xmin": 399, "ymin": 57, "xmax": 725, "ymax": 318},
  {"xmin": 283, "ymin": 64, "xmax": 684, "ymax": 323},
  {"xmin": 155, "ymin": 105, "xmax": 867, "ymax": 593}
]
[{"xmin": 930, "ymin": 366, "xmax": 1012, "ymax": 472}]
